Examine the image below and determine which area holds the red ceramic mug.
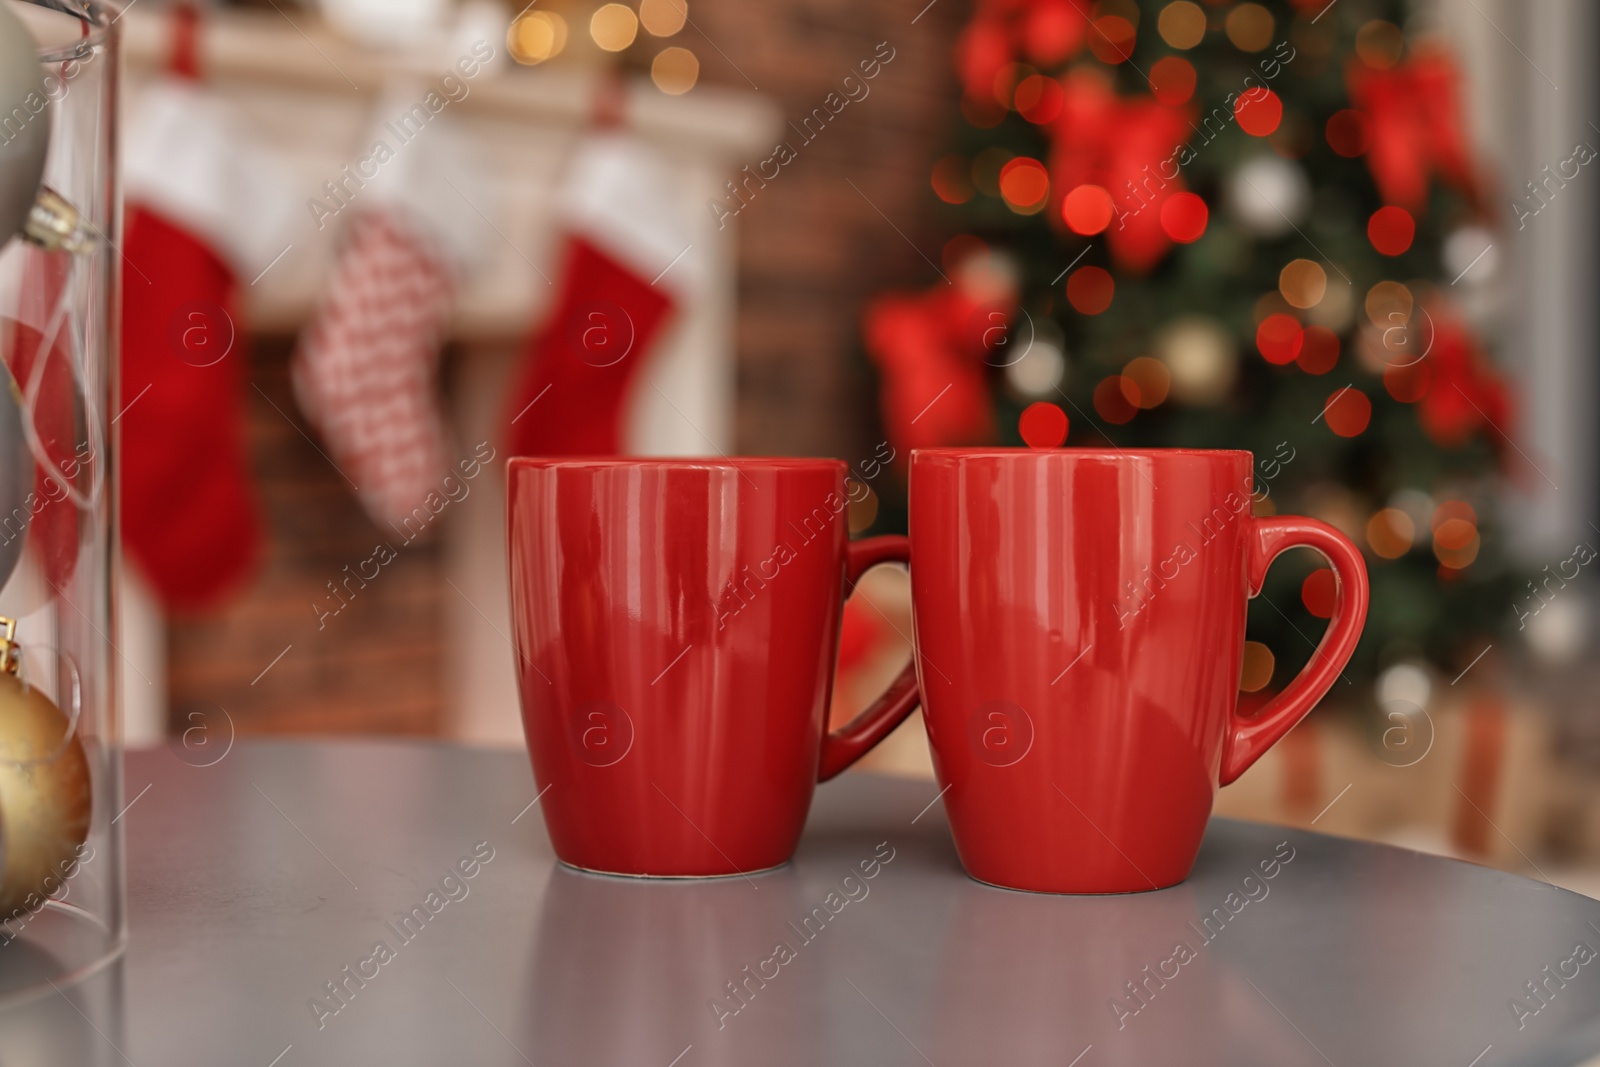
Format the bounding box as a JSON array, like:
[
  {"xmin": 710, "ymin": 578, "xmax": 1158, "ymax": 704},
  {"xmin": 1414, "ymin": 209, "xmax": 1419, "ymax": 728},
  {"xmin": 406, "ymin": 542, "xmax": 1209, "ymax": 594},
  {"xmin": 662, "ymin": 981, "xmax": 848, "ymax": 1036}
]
[
  {"xmin": 909, "ymin": 448, "xmax": 1368, "ymax": 893},
  {"xmin": 507, "ymin": 457, "xmax": 919, "ymax": 877}
]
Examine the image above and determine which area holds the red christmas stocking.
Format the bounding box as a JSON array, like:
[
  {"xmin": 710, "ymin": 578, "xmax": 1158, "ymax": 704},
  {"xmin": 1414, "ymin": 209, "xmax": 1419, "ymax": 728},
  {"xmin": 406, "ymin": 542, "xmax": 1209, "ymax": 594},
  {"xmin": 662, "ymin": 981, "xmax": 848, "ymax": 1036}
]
[
  {"xmin": 292, "ymin": 210, "xmax": 453, "ymax": 529},
  {"xmin": 116, "ymin": 73, "xmax": 293, "ymax": 611},
  {"xmin": 120, "ymin": 207, "xmax": 261, "ymax": 610},
  {"xmin": 505, "ymin": 238, "xmax": 674, "ymax": 457},
  {"xmin": 505, "ymin": 132, "xmax": 686, "ymax": 457}
]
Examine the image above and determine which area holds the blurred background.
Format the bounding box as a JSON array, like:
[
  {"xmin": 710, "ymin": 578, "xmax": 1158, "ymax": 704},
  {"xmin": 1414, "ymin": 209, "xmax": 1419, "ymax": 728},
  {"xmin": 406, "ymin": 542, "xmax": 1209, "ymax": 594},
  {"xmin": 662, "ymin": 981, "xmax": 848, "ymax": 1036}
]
[{"xmin": 106, "ymin": 0, "xmax": 1597, "ymax": 888}]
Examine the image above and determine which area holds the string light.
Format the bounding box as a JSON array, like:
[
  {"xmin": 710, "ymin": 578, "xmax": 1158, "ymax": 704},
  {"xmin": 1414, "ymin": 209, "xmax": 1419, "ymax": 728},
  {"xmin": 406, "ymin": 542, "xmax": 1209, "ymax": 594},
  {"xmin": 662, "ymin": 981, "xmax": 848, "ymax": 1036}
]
[
  {"xmin": 931, "ymin": 157, "xmax": 975, "ymax": 205},
  {"xmin": 590, "ymin": 3, "xmax": 639, "ymax": 52},
  {"xmin": 1433, "ymin": 515, "xmax": 1480, "ymax": 569},
  {"xmin": 1024, "ymin": 1, "xmax": 1085, "ymax": 65},
  {"xmin": 508, "ymin": 11, "xmax": 568, "ymax": 64},
  {"xmin": 1066, "ymin": 266, "xmax": 1114, "ymax": 315},
  {"xmin": 1150, "ymin": 56, "xmax": 1197, "ymax": 105},
  {"xmin": 639, "ymin": 0, "xmax": 687, "ymax": 37},
  {"xmin": 1013, "ymin": 74, "xmax": 1065, "ymax": 124},
  {"xmin": 1297, "ymin": 325, "xmax": 1340, "ymax": 375},
  {"xmin": 1240, "ymin": 641, "xmax": 1274, "ymax": 692},
  {"xmin": 999, "ymin": 157, "xmax": 1050, "ymax": 213},
  {"xmin": 848, "ymin": 482, "xmax": 879, "ymax": 533},
  {"xmin": 1324, "ymin": 387, "xmax": 1372, "ymax": 437},
  {"xmin": 1368, "ymin": 206, "xmax": 1415, "ymax": 256},
  {"xmin": 1088, "ymin": 15, "xmax": 1136, "ymax": 64},
  {"xmin": 1301, "ymin": 569, "xmax": 1336, "ymax": 617},
  {"xmin": 1120, "ymin": 357, "xmax": 1171, "ymax": 409},
  {"xmin": 1159, "ymin": 192, "xmax": 1208, "ymax": 243},
  {"xmin": 1234, "ymin": 88, "xmax": 1282, "ymax": 137},
  {"xmin": 1019, "ymin": 402, "xmax": 1069, "ymax": 448},
  {"xmin": 1007, "ymin": 337, "xmax": 1066, "ymax": 398},
  {"xmin": 1062, "ymin": 184, "xmax": 1114, "ymax": 234},
  {"xmin": 1225, "ymin": 3, "xmax": 1274, "ymax": 52},
  {"xmin": 1279, "ymin": 258, "xmax": 1327, "ymax": 309},
  {"xmin": 651, "ymin": 46, "xmax": 699, "ymax": 94},
  {"xmin": 1367, "ymin": 508, "xmax": 1416, "ymax": 558},
  {"xmin": 1364, "ymin": 280, "xmax": 1413, "ymax": 328},
  {"xmin": 1256, "ymin": 312, "xmax": 1303, "ymax": 364},
  {"xmin": 1326, "ymin": 109, "xmax": 1372, "ymax": 157},
  {"xmin": 1094, "ymin": 375, "xmax": 1138, "ymax": 424},
  {"xmin": 992, "ymin": 63, "xmax": 1036, "ymax": 110},
  {"xmin": 1157, "ymin": 1, "xmax": 1206, "ymax": 49}
]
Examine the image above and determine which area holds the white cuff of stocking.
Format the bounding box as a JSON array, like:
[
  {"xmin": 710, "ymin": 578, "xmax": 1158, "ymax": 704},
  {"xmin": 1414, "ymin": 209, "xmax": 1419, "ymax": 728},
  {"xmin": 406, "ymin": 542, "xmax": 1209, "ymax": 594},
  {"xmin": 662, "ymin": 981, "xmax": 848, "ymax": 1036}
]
[
  {"xmin": 558, "ymin": 132, "xmax": 699, "ymax": 295},
  {"xmin": 122, "ymin": 77, "xmax": 298, "ymax": 277}
]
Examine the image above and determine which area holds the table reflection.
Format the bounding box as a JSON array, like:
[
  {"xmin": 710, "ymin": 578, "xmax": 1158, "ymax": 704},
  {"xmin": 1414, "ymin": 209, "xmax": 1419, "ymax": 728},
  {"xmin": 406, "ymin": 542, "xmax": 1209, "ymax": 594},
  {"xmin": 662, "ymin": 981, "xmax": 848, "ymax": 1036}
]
[
  {"xmin": 528, "ymin": 863, "xmax": 822, "ymax": 1066},
  {"xmin": 927, "ymin": 875, "xmax": 1325, "ymax": 1067}
]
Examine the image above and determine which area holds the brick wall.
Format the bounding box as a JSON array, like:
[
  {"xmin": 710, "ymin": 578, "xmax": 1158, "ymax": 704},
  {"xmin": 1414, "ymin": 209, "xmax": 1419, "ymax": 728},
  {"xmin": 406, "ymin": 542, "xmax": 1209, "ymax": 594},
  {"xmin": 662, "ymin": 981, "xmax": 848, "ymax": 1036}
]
[
  {"xmin": 166, "ymin": 336, "xmax": 446, "ymax": 736},
  {"xmin": 696, "ymin": 0, "xmax": 964, "ymax": 463},
  {"xmin": 164, "ymin": 2, "xmax": 962, "ymax": 736}
]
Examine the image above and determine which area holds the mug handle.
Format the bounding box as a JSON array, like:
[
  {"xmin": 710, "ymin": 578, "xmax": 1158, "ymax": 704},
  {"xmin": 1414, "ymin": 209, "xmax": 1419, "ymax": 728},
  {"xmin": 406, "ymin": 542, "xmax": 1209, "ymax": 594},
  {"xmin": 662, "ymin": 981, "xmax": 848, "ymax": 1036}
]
[
  {"xmin": 1220, "ymin": 517, "xmax": 1370, "ymax": 786},
  {"xmin": 818, "ymin": 535, "xmax": 921, "ymax": 782}
]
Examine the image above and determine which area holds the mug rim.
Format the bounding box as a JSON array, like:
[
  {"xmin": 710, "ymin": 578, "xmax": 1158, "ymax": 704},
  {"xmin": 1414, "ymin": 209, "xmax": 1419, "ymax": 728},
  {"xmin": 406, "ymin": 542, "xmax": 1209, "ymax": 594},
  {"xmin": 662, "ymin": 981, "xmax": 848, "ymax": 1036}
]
[
  {"xmin": 507, "ymin": 455, "xmax": 848, "ymax": 471},
  {"xmin": 910, "ymin": 447, "xmax": 1252, "ymax": 460}
]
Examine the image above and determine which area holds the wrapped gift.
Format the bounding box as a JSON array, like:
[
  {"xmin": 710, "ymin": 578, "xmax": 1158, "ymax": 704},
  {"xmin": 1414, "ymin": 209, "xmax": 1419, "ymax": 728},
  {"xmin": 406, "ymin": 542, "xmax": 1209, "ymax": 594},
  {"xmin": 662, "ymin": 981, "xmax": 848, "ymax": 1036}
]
[{"xmin": 1216, "ymin": 689, "xmax": 1554, "ymax": 874}]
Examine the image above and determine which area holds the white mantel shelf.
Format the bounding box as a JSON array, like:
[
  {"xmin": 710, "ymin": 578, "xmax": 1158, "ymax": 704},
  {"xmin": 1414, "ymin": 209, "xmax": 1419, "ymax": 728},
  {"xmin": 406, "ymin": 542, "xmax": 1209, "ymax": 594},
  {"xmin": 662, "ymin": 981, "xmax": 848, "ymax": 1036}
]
[
  {"xmin": 120, "ymin": 7, "xmax": 779, "ymax": 340},
  {"xmin": 121, "ymin": 9, "xmax": 777, "ymax": 162}
]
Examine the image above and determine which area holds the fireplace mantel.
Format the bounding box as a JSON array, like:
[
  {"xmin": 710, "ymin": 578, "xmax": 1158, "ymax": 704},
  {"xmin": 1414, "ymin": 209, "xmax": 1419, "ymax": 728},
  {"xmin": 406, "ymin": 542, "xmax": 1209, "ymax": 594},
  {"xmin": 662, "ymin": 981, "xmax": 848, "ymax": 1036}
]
[{"xmin": 118, "ymin": 8, "xmax": 779, "ymax": 744}]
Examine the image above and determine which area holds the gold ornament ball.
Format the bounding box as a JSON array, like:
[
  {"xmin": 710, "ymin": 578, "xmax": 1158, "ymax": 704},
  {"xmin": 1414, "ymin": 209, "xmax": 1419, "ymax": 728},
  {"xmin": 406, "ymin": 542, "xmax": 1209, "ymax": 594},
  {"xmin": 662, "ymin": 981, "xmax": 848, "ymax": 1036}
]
[
  {"xmin": 1156, "ymin": 316, "xmax": 1237, "ymax": 405},
  {"xmin": 0, "ymin": 673, "xmax": 91, "ymax": 919}
]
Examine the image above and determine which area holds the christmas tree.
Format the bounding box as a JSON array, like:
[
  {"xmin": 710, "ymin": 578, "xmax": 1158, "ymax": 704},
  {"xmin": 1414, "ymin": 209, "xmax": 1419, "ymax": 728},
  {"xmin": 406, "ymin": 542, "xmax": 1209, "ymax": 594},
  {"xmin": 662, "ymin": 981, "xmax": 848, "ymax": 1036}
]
[{"xmin": 863, "ymin": 0, "xmax": 1518, "ymax": 692}]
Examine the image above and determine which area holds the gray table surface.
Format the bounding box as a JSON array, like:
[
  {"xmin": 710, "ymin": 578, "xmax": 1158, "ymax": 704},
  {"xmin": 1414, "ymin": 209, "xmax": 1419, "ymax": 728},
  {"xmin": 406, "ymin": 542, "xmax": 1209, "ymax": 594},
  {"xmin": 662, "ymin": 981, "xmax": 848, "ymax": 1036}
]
[{"xmin": 4, "ymin": 740, "xmax": 1600, "ymax": 1067}]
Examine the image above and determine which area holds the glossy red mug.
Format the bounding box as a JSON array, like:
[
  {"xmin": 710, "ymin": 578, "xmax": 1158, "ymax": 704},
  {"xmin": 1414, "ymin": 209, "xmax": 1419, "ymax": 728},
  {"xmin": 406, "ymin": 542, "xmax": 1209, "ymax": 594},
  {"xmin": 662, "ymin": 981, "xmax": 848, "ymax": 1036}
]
[
  {"xmin": 909, "ymin": 448, "xmax": 1368, "ymax": 893},
  {"xmin": 507, "ymin": 457, "xmax": 919, "ymax": 877}
]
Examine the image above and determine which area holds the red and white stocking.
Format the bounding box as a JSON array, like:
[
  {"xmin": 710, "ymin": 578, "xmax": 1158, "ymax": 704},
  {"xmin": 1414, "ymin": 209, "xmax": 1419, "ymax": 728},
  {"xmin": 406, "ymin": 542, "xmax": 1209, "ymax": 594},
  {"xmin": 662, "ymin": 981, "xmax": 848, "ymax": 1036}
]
[
  {"xmin": 505, "ymin": 133, "xmax": 688, "ymax": 457},
  {"xmin": 119, "ymin": 77, "xmax": 292, "ymax": 611},
  {"xmin": 293, "ymin": 212, "xmax": 453, "ymax": 529},
  {"xmin": 293, "ymin": 98, "xmax": 491, "ymax": 530}
]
